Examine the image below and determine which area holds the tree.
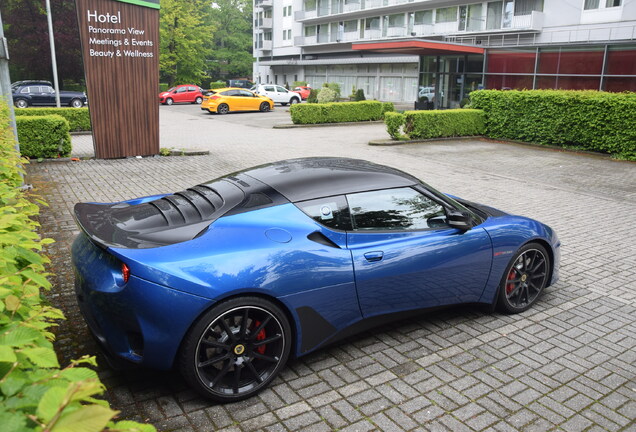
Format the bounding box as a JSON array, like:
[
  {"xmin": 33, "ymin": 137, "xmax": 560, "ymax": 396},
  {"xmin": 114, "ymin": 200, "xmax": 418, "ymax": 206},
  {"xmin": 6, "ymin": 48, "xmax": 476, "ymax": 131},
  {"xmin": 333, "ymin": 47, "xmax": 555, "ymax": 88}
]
[
  {"xmin": 159, "ymin": 0, "xmax": 213, "ymax": 86},
  {"xmin": 0, "ymin": 0, "xmax": 84, "ymax": 84},
  {"xmin": 208, "ymin": 0, "xmax": 253, "ymax": 80}
]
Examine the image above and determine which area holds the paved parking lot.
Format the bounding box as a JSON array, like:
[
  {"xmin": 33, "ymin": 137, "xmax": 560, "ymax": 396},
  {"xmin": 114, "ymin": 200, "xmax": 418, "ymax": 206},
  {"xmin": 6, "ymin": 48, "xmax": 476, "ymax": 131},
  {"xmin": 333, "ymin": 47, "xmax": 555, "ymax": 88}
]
[{"xmin": 27, "ymin": 103, "xmax": 635, "ymax": 432}]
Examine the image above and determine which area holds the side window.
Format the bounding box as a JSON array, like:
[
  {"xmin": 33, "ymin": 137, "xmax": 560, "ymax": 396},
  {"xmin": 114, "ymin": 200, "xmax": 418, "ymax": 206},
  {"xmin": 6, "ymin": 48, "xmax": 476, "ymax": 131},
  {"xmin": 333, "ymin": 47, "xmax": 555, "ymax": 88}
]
[
  {"xmin": 296, "ymin": 195, "xmax": 352, "ymax": 231},
  {"xmin": 187, "ymin": 86, "xmax": 197, "ymax": 92},
  {"xmin": 239, "ymin": 90, "xmax": 254, "ymax": 97},
  {"xmin": 264, "ymin": 86, "xmax": 276, "ymax": 92},
  {"xmin": 176, "ymin": 87, "xmax": 186, "ymax": 93},
  {"xmin": 347, "ymin": 187, "xmax": 448, "ymax": 231},
  {"xmin": 20, "ymin": 87, "xmax": 30, "ymax": 93},
  {"xmin": 43, "ymin": 86, "xmax": 54, "ymax": 93},
  {"xmin": 276, "ymin": 86, "xmax": 288, "ymax": 93},
  {"xmin": 221, "ymin": 90, "xmax": 239, "ymax": 96}
]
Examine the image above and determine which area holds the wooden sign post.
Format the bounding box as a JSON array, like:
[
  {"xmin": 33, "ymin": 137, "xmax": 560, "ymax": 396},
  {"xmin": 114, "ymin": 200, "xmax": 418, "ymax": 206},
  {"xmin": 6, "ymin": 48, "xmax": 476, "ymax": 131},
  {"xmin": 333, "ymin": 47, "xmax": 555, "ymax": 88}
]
[{"xmin": 75, "ymin": 0, "xmax": 159, "ymax": 159}]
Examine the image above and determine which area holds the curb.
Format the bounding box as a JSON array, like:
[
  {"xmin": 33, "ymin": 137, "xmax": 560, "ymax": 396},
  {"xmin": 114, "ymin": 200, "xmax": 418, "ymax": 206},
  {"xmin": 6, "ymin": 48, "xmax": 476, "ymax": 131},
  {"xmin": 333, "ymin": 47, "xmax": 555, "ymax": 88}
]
[
  {"xmin": 32, "ymin": 149, "xmax": 210, "ymax": 163},
  {"xmin": 273, "ymin": 121, "xmax": 383, "ymax": 129},
  {"xmin": 369, "ymin": 136, "xmax": 482, "ymax": 146}
]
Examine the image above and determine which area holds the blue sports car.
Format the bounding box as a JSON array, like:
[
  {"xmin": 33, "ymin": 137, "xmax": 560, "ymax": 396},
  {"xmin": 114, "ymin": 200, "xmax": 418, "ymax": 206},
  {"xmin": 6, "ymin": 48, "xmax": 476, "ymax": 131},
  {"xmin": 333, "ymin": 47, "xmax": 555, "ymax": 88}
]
[{"xmin": 72, "ymin": 158, "xmax": 560, "ymax": 402}]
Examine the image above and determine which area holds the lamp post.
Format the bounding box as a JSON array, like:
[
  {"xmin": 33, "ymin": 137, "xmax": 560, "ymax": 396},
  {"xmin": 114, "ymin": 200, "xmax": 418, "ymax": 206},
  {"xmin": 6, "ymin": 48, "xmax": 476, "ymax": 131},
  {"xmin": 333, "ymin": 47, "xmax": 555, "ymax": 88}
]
[{"xmin": 45, "ymin": 0, "xmax": 61, "ymax": 108}]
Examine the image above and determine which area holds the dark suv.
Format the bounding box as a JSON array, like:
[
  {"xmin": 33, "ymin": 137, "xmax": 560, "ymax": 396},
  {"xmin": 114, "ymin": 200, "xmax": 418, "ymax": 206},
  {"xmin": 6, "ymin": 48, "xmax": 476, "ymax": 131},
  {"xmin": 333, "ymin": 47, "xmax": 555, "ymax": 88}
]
[{"xmin": 11, "ymin": 81, "xmax": 87, "ymax": 108}]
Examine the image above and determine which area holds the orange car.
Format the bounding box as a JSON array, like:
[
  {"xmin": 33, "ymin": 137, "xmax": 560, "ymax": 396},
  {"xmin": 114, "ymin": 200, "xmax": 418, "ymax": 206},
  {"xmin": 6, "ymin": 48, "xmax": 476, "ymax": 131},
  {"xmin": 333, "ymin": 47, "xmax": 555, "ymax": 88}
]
[{"xmin": 292, "ymin": 86, "xmax": 312, "ymax": 100}]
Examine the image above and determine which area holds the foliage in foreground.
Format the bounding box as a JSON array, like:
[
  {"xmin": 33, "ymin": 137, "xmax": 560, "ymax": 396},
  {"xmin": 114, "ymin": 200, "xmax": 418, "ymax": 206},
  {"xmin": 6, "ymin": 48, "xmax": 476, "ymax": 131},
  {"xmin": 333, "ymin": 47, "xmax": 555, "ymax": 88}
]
[
  {"xmin": 0, "ymin": 100, "xmax": 155, "ymax": 432},
  {"xmin": 290, "ymin": 101, "xmax": 394, "ymax": 124},
  {"xmin": 385, "ymin": 110, "xmax": 485, "ymax": 140},
  {"xmin": 470, "ymin": 90, "xmax": 636, "ymax": 160}
]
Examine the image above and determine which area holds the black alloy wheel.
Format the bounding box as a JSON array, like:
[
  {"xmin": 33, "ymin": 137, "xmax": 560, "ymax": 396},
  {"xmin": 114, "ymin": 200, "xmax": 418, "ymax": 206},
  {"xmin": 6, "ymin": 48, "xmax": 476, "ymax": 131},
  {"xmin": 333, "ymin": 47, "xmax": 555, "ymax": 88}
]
[
  {"xmin": 180, "ymin": 297, "xmax": 291, "ymax": 402},
  {"xmin": 259, "ymin": 102, "xmax": 270, "ymax": 112},
  {"xmin": 217, "ymin": 103, "xmax": 229, "ymax": 114},
  {"xmin": 497, "ymin": 243, "xmax": 550, "ymax": 313}
]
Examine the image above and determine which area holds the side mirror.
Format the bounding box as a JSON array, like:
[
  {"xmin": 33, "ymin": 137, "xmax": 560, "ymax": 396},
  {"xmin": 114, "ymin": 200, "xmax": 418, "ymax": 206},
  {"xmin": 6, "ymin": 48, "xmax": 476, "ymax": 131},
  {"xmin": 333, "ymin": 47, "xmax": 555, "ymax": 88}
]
[{"xmin": 447, "ymin": 210, "xmax": 473, "ymax": 231}]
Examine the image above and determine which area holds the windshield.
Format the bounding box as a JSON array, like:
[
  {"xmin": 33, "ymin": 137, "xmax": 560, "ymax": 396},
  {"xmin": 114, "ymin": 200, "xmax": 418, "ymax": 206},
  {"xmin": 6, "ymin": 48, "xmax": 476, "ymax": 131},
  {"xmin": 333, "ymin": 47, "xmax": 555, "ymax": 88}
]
[{"xmin": 166, "ymin": 87, "xmax": 175, "ymax": 92}]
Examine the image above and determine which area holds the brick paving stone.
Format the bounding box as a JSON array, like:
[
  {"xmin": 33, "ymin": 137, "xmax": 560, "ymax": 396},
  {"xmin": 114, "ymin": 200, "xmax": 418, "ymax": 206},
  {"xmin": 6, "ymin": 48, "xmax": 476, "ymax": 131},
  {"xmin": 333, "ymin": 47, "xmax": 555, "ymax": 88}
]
[{"xmin": 29, "ymin": 107, "xmax": 636, "ymax": 431}]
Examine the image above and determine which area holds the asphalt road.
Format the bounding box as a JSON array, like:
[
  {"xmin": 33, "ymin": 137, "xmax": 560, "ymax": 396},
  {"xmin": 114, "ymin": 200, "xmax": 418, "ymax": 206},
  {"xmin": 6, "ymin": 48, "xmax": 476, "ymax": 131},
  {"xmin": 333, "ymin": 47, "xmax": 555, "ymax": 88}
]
[{"xmin": 27, "ymin": 103, "xmax": 636, "ymax": 432}]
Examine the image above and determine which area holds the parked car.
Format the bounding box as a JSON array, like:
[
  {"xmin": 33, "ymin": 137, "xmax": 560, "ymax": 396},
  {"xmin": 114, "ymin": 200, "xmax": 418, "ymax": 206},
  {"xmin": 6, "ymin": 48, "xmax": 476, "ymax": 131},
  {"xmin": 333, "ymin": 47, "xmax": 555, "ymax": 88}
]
[
  {"xmin": 72, "ymin": 157, "xmax": 560, "ymax": 402},
  {"xmin": 200, "ymin": 87, "xmax": 274, "ymax": 114},
  {"xmin": 251, "ymin": 84, "xmax": 301, "ymax": 106},
  {"xmin": 159, "ymin": 85, "xmax": 204, "ymax": 105},
  {"xmin": 11, "ymin": 82, "xmax": 87, "ymax": 108},
  {"xmin": 227, "ymin": 79, "xmax": 254, "ymax": 89},
  {"xmin": 292, "ymin": 86, "xmax": 312, "ymax": 100}
]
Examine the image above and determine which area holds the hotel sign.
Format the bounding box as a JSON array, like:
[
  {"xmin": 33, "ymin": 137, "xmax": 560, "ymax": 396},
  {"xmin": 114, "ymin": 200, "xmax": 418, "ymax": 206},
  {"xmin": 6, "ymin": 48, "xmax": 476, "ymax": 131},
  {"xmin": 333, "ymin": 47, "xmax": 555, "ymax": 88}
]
[{"xmin": 75, "ymin": 0, "xmax": 160, "ymax": 158}]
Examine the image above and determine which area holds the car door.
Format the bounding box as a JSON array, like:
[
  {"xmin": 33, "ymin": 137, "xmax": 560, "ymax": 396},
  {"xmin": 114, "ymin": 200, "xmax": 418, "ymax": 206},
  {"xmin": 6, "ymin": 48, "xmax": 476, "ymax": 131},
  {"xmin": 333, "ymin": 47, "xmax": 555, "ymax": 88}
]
[
  {"xmin": 276, "ymin": 86, "xmax": 292, "ymax": 103},
  {"xmin": 220, "ymin": 89, "xmax": 242, "ymax": 110},
  {"xmin": 345, "ymin": 187, "xmax": 493, "ymax": 318},
  {"xmin": 32, "ymin": 86, "xmax": 55, "ymax": 105},
  {"xmin": 174, "ymin": 86, "xmax": 187, "ymax": 103},
  {"xmin": 261, "ymin": 85, "xmax": 279, "ymax": 102}
]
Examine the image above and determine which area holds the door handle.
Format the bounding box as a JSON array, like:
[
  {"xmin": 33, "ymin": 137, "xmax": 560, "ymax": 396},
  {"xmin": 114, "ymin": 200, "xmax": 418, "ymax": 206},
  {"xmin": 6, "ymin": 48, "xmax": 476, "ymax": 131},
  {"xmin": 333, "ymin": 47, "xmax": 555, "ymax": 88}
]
[{"xmin": 364, "ymin": 251, "xmax": 384, "ymax": 262}]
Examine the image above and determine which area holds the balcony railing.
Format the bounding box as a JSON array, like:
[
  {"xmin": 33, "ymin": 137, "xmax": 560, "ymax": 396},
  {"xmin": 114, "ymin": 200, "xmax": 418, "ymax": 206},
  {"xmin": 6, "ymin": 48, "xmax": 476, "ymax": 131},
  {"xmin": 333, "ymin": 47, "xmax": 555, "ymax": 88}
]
[
  {"xmin": 255, "ymin": 0, "xmax": 272, "ymax": 8},
  {"xmin": 260, "ymin": 17, "xmax": 272, "ymax": 29}
]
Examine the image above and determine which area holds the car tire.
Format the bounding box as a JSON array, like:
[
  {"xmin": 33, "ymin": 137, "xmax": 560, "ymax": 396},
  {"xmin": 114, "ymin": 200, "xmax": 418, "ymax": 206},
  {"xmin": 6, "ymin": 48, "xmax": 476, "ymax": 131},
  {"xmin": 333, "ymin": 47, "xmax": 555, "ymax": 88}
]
[
  {"xmin": 496, "ymin": 243, "xmax": 550, "ymax": 314},
  {"xmin": 166, "ymin": 98, "xmax": 174, "ymax": 106},
  {"xmin": 194, "ymin": 97, "xmax": 203, "ymax": 104},
  {"xmin": 14, "ymin": 99, "xmax": 28, "ymax": 108},
  {"xmin": 280, "ymin": 103, "xmax": 287, "ymax": 106},
  {"xmin": 179, "ymin": 296, "xmax": 291, "ymax": 402},
  {"xmin": 70, "ymin": 98, "xmax": 83, "ymax": 108},
  {"xmin": 290, "ymin": 98, "xmax": 299, "ymax": 105},
  {"xmin": 217, "ymin": 104, "xmax": 229, "ymax": 115},
  {"xmin": 259, "ymin": 102, "xmax": 271, "ymax": 112}
]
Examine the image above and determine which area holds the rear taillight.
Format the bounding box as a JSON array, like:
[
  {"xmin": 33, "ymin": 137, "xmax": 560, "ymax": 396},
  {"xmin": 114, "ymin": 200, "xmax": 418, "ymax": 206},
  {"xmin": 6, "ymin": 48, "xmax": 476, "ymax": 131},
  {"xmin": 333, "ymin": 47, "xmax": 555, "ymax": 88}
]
[{"xmin": 122, "ymin": 263, "xmax": 130, "ymax": 283}]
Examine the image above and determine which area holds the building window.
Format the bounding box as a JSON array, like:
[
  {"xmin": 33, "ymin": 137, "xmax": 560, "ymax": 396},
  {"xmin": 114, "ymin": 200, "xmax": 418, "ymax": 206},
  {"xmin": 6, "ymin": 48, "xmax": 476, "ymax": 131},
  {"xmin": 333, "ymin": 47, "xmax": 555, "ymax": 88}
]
[
  {"xmin": 283, "ymin": 29, "xmax": 292, "ymax": 40},
  {"xmin": 435, "ymin": 7, "xmax": 458, "ymax": 23},
  {"xmin": 515, "ymin": 0, "xmax": 543, "ymax": 15},
  {"xmin": 264, "ymin": 31, "xmax": 272, "ymax": 41},
  {"xmin": 304, "ymin": 25, "xmax": 316, "ymax": 36},
  {"xmin": 584, "ymin": 0, "xmax": 620, "ymax": 8},
  {"xmin": 344, "ymin": 20, "xmax": 357, "ymax": 32},
  {"xmin": 414, "ymin": 10, "xmax": 433, "ymax": 25},
  {"xmin": 283, "ymin": 5, "xmax": 292, "ymax": 16},
  {"xmin": 388, "ymin": 14, "xmax": 404, "ymax": 28},
  {"xmin": 264, "ymin": 9, "xmax": 272, "ymax": 18},
  {"xmin": 304, "ymin": 0, "xmax": 316, "ymax": 11},
  {"xmin": 365, "ymin": 17, "xmax": 380, "ymax": 30}
]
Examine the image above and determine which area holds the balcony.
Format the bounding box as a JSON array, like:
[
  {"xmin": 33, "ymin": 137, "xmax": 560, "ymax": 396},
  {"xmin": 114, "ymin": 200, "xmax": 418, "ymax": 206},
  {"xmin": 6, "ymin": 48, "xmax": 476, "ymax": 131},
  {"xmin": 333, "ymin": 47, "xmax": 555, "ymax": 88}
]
[
  {"xmin": 259, "ymin": 17, "xmax": 272, "ymax": 29},
  {"xmin": 255, "ymin": 0, "xmax": 272, "ymax": 8},
  {"xmin": 255, "ymin": 40, "xmax": 273, "ymax": 53}
]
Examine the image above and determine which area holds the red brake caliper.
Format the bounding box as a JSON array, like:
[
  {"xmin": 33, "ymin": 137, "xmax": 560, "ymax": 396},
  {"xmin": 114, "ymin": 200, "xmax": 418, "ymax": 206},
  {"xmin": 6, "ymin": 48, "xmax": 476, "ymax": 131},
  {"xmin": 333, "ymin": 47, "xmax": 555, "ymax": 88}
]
[
  {"xmin": 253, "ymin": 321, "xmax": 266, "ymax": 354},
  {"xmin": 506, "ymin": 269, "xmax": 516, "ymax": 295}
]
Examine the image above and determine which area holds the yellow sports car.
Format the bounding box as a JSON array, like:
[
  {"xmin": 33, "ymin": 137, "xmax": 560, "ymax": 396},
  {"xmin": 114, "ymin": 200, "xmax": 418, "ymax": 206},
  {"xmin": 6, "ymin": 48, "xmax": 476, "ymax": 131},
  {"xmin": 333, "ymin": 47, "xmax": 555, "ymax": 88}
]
[{"xmin": 200, "ymin": 87, "xmax": 274, "ymax": 114}]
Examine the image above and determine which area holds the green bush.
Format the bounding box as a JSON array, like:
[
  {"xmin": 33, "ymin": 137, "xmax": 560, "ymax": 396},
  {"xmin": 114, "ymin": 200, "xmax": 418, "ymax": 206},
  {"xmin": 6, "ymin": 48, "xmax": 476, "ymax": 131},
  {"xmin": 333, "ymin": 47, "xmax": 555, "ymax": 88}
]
[
  {"xmin": 323, "ymin": 82, "xmax": 341, "ymax": 100},
  {"xmin": 401, "ymin": 109, "xmax": 485, "ymax": 139},
  {"xmin": 209, "ymin": 81, "xmax": 227, "ymax": 89},
  {"xmin": 292, "ymin": 81, "xmax": 308, "ymax": 87},
  {"xmin": 317, "ymin": 87, "xmax": 337, "ymax": 104},
  {"xmin": 355, "ymin": 89, "xmax": 366, "ymax": 101},
  {"xmin": 307, "ymin": 89, "xmax": 319, "ymax": 104},
  {"xmin": 382, "ymin": 102, "xmax": 395, "ymax": 114},
  {"xmin": 290, "ymin": 101, "xmax": 387, "ymax": 124},
  {"xmin": 470, "ymin": 90, "xmax": 636, "ymax": 159},
  {"xmin": 385, "ymin": 112, "xmax": 406, "ymax": 139},
  {"xmin": 159, "ymin": 83, "xmax": 170, "ymax": 92},
  {"xmin": 0, "ymin": 100, "xmax": 154, "ymax": 432},
  {"xmin": 14, "ymin": 108, "xmax": 90, "ymax": 132},
  {"xmin": 16, "ymin": 115, "xmax": 72, "ymax": 158}
]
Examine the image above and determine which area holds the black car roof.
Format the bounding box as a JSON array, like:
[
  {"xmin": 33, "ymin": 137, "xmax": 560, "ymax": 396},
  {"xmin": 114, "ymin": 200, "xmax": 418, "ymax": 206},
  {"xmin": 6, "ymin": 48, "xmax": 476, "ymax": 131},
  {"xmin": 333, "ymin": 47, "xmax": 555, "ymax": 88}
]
[{"xmin": 241, "ymin": 157, "xmax": 420, "ymax": 202}]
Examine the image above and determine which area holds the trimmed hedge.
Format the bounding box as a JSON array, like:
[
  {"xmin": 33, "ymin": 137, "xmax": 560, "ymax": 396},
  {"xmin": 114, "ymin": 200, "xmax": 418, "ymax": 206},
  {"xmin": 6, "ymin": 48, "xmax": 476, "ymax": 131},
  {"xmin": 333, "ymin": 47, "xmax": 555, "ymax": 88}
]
[
  {"xmin": 0, "ymin": 100, "xmax": 154, "ymax": 432},
  {"xmin": 14, "ymin": 107, "xmax": 90, "ymax": 131},
  {"xmin": 385, "ymin": 109, "xmax": 485, "ymax": 139},
  {"xmin": 470, "ymin": 90, "xmax": 636, "ymax": 159},
  {"xmin": 16, "ymin": 115, "xmax": 72, "ymax": 158},
  {"xmin": 289, "ymin": 100, "xmax": 394, "ymax": 124}
]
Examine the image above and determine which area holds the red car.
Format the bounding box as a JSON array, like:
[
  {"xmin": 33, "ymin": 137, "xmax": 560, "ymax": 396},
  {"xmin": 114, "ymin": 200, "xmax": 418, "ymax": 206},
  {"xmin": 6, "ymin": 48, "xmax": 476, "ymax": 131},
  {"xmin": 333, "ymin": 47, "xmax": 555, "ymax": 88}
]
[
  {"xmin": 159, "ymin": 85, "xmax": 204, "ymax": 105},
  {"xmin": 292, "ymin": 86, "xmax": 311, "ymax": 100}
]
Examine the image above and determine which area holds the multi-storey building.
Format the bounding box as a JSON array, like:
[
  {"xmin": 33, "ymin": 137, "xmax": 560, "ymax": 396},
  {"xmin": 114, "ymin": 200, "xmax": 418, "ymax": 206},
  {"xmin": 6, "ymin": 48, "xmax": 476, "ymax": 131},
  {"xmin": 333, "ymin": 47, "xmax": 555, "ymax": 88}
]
[{"xmin": 253, "ymin": 0, "xmax": 636, "ymax": 107}]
